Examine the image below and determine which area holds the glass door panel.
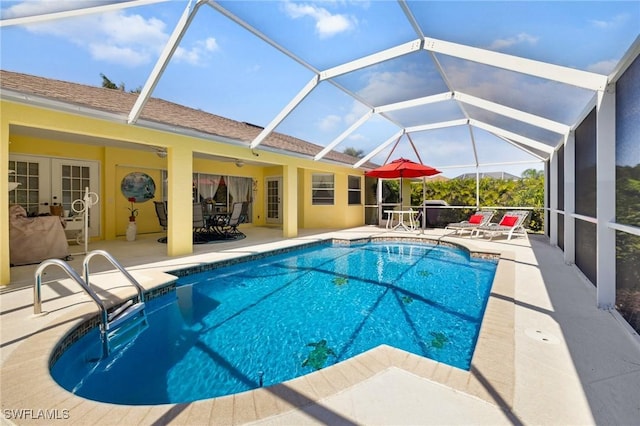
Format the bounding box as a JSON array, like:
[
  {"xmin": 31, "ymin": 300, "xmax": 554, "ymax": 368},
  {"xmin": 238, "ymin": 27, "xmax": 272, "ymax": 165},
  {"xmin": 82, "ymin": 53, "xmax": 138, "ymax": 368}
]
[
  {"xmin": 51, "ymin": 159, "xmax": 100, "ymax": 238},
  {"xmin": 8, "ymin": 155, "xmax": 50, "ymax": 214},
  {"xmin": 266, "ymin": 177, "xmax": 282, "ymax": 224}
]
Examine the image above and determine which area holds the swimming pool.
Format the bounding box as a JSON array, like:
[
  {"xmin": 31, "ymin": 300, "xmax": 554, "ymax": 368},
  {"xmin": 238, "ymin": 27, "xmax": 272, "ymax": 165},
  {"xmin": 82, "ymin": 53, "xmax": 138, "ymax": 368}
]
[{"xmin": 51, "ymin": 239, "xmax": 497, "ymax": 405}]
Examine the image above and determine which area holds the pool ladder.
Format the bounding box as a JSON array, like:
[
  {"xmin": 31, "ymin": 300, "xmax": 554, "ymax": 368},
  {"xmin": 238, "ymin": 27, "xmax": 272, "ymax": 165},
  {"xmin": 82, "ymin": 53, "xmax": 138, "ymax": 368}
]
[{"xmin": 34, "ymin": 250, "xmax": 148, "ymax": 358}]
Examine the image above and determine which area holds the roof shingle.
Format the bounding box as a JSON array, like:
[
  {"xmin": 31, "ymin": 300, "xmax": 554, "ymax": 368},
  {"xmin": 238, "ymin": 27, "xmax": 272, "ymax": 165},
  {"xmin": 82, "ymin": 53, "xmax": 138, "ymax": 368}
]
[{"xmin": 1, "ymin": 70, "xmax": 370, "ymax": 167}]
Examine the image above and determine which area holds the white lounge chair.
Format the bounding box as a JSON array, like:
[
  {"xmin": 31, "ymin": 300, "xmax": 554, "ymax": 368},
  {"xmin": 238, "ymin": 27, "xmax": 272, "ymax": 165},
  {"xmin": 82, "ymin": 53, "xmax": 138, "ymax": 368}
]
[
  {"xmin": 445, "ymin": 210, "xmax": 495, "ymax": 236},
  {"xmin": 472, "ymin": 210, "xmax": 530, "ymax": 240}
]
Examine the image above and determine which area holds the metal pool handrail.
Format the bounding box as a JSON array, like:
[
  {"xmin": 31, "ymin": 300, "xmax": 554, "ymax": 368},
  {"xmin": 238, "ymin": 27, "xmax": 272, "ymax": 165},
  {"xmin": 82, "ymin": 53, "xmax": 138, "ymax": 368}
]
[
  {"xmin": 33, "ymin": 259, "xmax": 108, "ymax": 332},
  {"xmin": 82, "ymin": 250, "xmax": 145, "ymax": 304}
]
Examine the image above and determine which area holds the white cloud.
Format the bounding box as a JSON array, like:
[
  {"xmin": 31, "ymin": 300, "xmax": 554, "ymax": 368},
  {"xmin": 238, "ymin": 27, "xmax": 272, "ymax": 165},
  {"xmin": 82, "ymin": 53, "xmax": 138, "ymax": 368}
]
[
  {"xmin": 174, "ymin": 37, "xmax": 219, "ymax": 66},
  {"xmin": 283, "ymin": 2, "xmax": 356, "ymax": 38},
  {"xmin": 586, "ymin": 59, "xmax": 618, "ymax": 75},
  {"xmin": 357, "ymin": 70, "xmax": 431, "ymax": 106},
  {"xmin": 246, "ymin": 64, "xmax": 262, "ymax": 74},
  {"xmin": 1, "ymin": 0, "xmax": 111, "ymax": 18},
  {"xmin": 590, "ymin": 13, "xmax": 630, "ymax": 29},
  {"xmin": 347, "ymin": 133, "xmax": 367, "ymax": 142},
  {"xmin": 488, "ymin": 33, "xmax": 539, "ymax": 51},
  {"xmin": 318, "ymin": 114, "xmax": 343, "ymax": 132},
  {"xmin": 88, "ymin": 43, "xmax": 150, "ymax": 67},
  {"xmin": 8, "ymin": 2, "xmax": 217, "ymax": 67}
]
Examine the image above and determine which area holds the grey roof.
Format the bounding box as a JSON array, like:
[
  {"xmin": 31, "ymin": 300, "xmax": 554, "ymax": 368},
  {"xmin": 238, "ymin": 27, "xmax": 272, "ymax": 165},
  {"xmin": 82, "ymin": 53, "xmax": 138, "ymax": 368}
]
[{"xmin": 0, "ymin": 70, "xmax": 370, "ymax": 168}]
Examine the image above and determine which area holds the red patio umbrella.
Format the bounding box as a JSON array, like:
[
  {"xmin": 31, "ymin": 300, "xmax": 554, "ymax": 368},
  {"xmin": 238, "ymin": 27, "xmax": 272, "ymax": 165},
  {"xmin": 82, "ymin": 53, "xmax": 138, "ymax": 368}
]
[
  {"xmin": 365, "ymin": 158, "xmax": 441, "ymax": 179},
  {"xmin": 366, "ymin": 158, "xmax": 442, "ymax": 228}
]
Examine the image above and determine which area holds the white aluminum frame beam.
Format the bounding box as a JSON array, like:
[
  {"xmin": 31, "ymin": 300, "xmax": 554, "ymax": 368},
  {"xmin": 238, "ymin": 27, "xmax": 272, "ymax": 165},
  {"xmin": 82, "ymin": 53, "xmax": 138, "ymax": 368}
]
[
  {"xmin": 251, "ymin": 39, "xmax": 421, "ymax": 150},
  {"xmin": 374, "ymin": 92, "xmax": 452, "ymax": 114},
  {"xmin": 470, "ymin": 120, "xmax": 555, "ymax": 154},
  {"xmin": 354, "ymin": 130, "xmax": 405, "ymax": 168},
  {"xmin": 205, "ymin": 1, "xmax": 318, "ymax": 73},
  {"xmin": 454, "ymin": 92, "xmax": 570, "ymax": 135},
  {"xmin": 314, "ymin": 110, "xmax": 374, "ymax": 161},
  {"xmin": 496, "ymin": 135, "xmax": 547, "ymax": 161},
  {"xmin": 0, "ymin": 0, "xmax": 168, "ymax": 27},
  {"xmin": 435, "ymin": 160, "xmax": 542, "ymax": 170},
  {"xmin": 423, "ymin": 37, "xmax": 608, "ymax": 91},
  {"xmin": 250, "ymin": 76, "xmax": 319, "ymax": 149},
  {"xmin": 128, "ymin": 0, "xmax": 203, "ymax": 124},
  {"xmin": 468, "ymin": 124, "xmax": 480, "ymax": 167},
  {"xmin": 398, "ymin": 0, "xmax": 424, "ymax": 38},
  {"xmin": 405, "ymin": 118, "xmax": 467, "ymax": 133},
  {"xmin": 320, "ymin": 40, "xmax": 422, "ymax": 81}
]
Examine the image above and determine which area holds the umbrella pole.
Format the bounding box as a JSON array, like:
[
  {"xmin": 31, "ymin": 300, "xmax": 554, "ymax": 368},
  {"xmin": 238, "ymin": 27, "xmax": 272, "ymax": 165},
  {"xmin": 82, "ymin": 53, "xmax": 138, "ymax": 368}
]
[{"xmin": 421, "ymin": 177, "xmax": 426, "ymax": 234}]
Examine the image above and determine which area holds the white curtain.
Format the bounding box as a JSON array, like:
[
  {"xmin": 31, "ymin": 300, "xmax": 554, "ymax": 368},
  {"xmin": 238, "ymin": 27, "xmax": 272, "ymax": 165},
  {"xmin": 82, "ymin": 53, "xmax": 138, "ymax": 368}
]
[
  {"xmin": 228, "ymin": 177, "xmax": 251, "ymax": 203},
  {"xmin": 207, "ymin": 175, "xmax": 222, "ymax": 200}
]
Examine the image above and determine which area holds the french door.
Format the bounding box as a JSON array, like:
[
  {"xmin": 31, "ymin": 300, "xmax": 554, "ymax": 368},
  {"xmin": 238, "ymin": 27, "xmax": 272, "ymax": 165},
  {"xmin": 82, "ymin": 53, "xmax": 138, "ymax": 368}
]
[
  {"xmin": 265, "ymin": 177, "xmax": 282, "ymax": 225},
  {"xmin": 9, "ymin": 155, "xmax": 100, "ymax": 237}
]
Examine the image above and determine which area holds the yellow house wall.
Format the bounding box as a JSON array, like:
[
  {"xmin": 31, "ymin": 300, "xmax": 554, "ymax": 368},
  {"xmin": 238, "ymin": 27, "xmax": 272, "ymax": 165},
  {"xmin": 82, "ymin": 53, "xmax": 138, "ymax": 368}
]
[
  {"xmin": 300, "ymin": 169, "xmax": 365, "ymax": 229},
  {"xmin": 2, "ymin": 100, "xmax": 366, "ymax": 285}
]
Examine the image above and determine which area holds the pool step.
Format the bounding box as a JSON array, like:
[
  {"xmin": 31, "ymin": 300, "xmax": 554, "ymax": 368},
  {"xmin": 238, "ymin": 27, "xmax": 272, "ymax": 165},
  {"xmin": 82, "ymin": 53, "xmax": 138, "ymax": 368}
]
[{"xmin": 105, "ymin": 301, "xmax": 148, "ymax": 354}]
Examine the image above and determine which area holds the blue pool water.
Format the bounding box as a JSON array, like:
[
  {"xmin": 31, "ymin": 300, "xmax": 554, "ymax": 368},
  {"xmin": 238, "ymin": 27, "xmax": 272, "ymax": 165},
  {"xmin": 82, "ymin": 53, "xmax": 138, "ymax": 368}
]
[{"xmin": 51, "ymin": 241, "xmax": 497, "ymax": 405}]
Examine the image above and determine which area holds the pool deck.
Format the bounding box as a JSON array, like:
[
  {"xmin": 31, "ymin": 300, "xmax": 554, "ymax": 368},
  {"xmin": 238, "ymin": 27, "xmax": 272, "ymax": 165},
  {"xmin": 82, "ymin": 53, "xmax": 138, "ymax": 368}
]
[{"xmin": 1, "ymin": 226, "xmax": 639, "ymax": 425}]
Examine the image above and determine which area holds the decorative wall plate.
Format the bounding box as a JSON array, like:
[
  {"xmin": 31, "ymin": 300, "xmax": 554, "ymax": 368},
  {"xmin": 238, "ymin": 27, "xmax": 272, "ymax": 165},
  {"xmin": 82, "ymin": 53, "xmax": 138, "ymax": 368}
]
[{"xmin": 121, "ymin": 172, "xmax": 156, "ymax": 202}]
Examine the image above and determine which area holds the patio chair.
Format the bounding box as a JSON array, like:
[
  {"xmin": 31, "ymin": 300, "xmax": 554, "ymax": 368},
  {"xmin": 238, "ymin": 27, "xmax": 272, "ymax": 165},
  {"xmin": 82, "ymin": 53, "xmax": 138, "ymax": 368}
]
[
  {"xmin": 192, "ymin": 202, "xmax": 210, "ymax": 243},
  {"xmin": 445, "ymin": 210, "xmax": 495, "ymax": 236},
  {"xmin": 218, "ymin": 202, "xmax": 245, "ymax": 238},
  {"xmin": 239, "ymin": 201, "xmax": 250, "ymax": 224},
  {"xmin": 472, "ymin": 210, "xmax": 530, "ymax": 240},
  {"xmin": 153, "ymin": 201, "xmax": 168, "ymax": 243}
]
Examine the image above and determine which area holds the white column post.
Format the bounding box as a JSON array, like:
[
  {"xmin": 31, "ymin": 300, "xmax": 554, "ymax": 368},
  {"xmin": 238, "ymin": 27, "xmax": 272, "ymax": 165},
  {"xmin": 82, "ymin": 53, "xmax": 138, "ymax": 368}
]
[
  {"xmin": 549, "ymin": 152, "xmax": 558, "ymax": 246},
  {"xmin": 596, "ymin": 86, "xmax": 616, "ymax": 309},
  {"xmin": 282, "ymin": 164, "xmax": 298, "ymax": 238}
]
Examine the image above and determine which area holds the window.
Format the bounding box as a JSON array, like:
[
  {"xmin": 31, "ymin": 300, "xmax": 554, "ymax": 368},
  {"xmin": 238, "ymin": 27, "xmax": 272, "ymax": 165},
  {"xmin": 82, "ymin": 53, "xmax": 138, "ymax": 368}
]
[
  {"xmin": 348, "ymin": 175, "xmax": 361, "ymax": 205},
  {"xmin": 312, "ymin": 174, "xmax": 334, "ymax": 205}
]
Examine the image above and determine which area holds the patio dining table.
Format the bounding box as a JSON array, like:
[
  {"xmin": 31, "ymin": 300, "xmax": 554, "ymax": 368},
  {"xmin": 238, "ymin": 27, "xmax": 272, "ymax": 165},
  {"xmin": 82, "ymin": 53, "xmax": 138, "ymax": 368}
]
[
  {"xmin": 384, "ymin": 210, "xmax": 418, "ymax": 231},
  {"xmin": 205, "ymin": 211, "xmax": 231, "ymax": 235}
]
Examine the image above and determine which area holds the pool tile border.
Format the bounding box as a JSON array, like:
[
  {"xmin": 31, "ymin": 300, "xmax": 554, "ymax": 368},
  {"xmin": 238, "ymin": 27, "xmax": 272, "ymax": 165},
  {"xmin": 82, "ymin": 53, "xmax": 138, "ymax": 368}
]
[{"xmin": 168, "ymin": 236, "xmax": 500, "ymax": 279}]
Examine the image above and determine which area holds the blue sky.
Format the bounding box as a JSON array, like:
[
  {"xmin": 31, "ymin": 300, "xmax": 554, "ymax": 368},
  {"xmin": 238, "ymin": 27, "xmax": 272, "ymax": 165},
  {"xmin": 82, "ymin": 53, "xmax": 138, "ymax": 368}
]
[{"xmin": 1, "ymin": 1, "xmax": 639, "ymax": 177}]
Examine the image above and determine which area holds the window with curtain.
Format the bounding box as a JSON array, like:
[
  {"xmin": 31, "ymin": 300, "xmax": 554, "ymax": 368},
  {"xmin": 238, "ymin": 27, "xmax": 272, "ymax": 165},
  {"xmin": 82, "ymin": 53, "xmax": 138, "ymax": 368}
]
[
  {"xmin": 312, "ymin": 174, "xmax": 334, "ymax": 205},
  {"xmin": 348, "ymin": 175, "xmax": 361, "ymax": 205},
  {"xmin": 227, "ymin": 176, "xmax": 252, "ymax": 204}
]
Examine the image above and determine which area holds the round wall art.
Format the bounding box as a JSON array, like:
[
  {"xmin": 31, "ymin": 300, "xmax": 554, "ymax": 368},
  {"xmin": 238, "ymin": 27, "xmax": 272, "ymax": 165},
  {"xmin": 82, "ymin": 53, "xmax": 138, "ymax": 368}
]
[{"xmin": 121, "ymin": 172, "xmax": 156, "ymax": 202}]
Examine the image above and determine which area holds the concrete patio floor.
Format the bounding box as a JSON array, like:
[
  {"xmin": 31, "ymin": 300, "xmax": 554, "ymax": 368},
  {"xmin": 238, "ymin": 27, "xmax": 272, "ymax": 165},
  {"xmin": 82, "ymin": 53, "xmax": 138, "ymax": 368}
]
[{"xmin": 1, "ymin": 226, "xmax": 639, "ymax": 425}]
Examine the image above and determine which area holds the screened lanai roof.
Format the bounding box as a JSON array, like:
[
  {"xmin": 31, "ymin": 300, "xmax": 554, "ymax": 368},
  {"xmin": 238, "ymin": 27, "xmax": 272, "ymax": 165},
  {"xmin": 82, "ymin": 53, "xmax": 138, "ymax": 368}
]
[{"xmin": 1, "ymin": 1, "xmax": 639, "ymax": 177}]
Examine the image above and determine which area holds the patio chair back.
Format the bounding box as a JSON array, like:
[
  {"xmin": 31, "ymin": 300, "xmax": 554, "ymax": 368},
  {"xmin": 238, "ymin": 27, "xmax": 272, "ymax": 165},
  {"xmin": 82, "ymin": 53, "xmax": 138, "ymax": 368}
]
[
  {"xmin": 474, "ymin": 210, "xmax": 495, "ymax": 225},
  {"xmin": 239, "ymin": 201, "xmax": 250, "ymax": 224},
  {"xmin": 227, "ymin": 202, "xmax": 244, "ymax": 227},
  {"xmin": 154, "ymin": 201, "xmax": 168, "ymax": 229},
  {"xmin": 498, "ymin": 210, "xmax": 529, "ymax": 228},
  {"xmin": 193, "ymin": 203, "xmax": 207, "ymax": 231}
]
